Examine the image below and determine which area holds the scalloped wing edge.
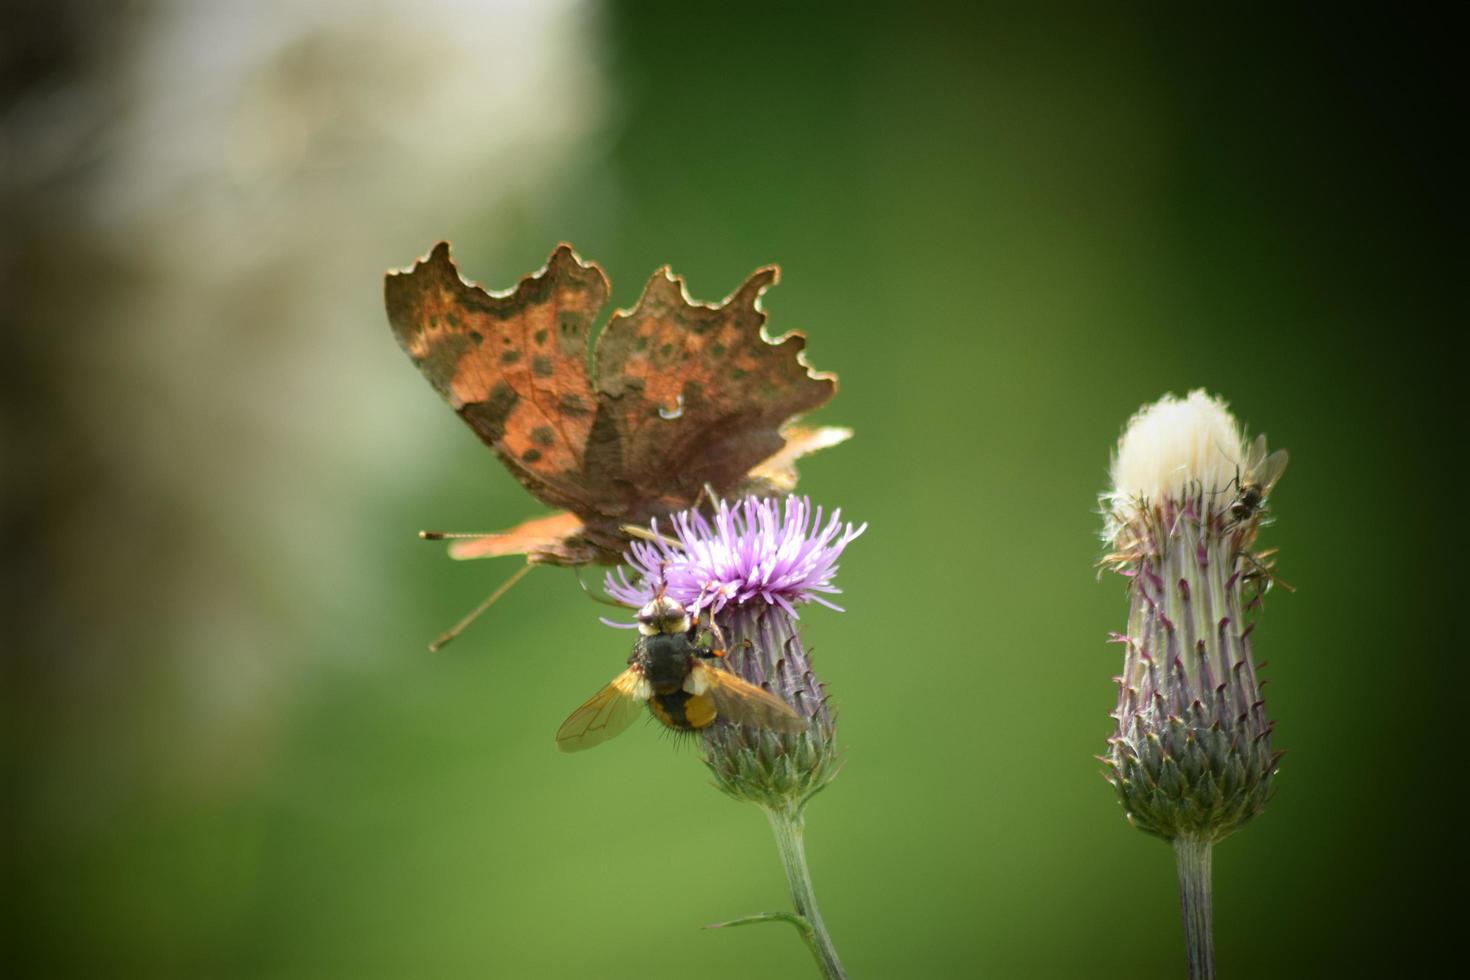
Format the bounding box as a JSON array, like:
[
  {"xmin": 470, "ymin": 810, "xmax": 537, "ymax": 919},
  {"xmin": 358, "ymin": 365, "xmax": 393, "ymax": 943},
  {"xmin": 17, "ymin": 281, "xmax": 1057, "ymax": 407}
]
[
  {"xmin": 385, "ymin": 240, "xmax": 604, "ymax": 307},
  {"xmin": 596, "ymin": 261, "xmax": 838, "ymax": 396}
]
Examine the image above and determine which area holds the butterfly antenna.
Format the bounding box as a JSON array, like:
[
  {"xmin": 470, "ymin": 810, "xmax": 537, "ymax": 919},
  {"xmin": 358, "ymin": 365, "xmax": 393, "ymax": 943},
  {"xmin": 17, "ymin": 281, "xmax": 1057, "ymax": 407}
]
[
  {"xmin": 573, "ymin": 566, "xmax": 631, "ymax": 609},
  {"xmin": 428, "ymin": 563, "xmax": 535, "ymax": 653},
  {"xmin": 419, "ymin": 530, "xmax": 495, "ymax": 540}
]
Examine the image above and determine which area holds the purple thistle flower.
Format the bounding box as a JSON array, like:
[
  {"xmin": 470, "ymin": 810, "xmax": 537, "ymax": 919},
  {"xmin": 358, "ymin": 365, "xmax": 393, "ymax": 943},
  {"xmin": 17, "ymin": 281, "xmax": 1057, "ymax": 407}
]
[
  {"xmin": 607, "ymin": 494, "xmax": 862, "ymax": 813},
  {"xmin": 608, "ymin": 493, "xmax": 860, "ymax": 977}
]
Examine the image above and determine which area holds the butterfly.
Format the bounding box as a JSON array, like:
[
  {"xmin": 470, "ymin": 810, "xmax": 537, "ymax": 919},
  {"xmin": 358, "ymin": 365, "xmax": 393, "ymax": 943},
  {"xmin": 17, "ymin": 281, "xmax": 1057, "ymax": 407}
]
[{"xmin": 384, "ymin": 243, "xmax": 848, "ymax": 636}]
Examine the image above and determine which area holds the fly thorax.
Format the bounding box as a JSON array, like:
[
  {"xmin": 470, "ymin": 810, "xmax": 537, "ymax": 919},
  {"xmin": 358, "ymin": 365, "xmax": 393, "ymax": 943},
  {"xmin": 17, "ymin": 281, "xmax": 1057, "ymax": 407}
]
[{"xmin": 636, "ymin": 633, "xmax": 696, "ymax": 694}]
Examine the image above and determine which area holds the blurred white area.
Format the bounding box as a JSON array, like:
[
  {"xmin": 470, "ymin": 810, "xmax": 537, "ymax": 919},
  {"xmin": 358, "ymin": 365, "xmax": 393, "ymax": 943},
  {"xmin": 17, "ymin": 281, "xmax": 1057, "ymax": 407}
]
[
  {"xmin": 2, "ymin": 0, "xmax": 605, "ymax": 785},
  {"xmin": 93, "ymin": 0, "xmax": 599, "ymax": 252}
]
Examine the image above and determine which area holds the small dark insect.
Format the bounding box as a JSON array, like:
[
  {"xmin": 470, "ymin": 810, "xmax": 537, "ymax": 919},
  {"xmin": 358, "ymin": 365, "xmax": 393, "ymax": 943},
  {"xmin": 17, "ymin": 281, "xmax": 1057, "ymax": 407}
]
[
  {"xmin": 555, "ymin": 595, "xmax": 803, "ymax": 752},
  {"xmin": 1229, "ymin": 434, "xmax": 1289, "ymax": 524}
]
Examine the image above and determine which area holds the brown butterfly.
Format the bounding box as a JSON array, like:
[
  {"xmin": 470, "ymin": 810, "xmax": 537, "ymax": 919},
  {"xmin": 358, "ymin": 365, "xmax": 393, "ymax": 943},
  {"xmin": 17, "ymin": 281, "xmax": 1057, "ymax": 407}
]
[{"xmin": 384, "ymin": 243, "xmax": 847, "ymax": 640}]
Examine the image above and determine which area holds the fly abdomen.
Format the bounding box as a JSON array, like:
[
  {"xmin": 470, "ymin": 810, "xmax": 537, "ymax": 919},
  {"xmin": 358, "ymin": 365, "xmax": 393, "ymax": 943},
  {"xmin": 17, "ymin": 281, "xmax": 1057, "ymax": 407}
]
[{"xmin": 648, "ymin": 690, "xmax": 717, "ymax": 731}]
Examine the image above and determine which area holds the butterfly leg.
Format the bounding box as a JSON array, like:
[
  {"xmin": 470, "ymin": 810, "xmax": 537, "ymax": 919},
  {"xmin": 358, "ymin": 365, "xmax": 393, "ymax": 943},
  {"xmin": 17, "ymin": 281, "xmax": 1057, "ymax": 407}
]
[
  {"xmin": 428, "ymin": 562, "xmax": 534, "ymax": 652},
  {"xmin": 572, "ymin": 566, "xmax": 633, "ymax": 609},
  {"xmin": 691, "ymin": 482, "xmax": 722, "ymax": 515}
]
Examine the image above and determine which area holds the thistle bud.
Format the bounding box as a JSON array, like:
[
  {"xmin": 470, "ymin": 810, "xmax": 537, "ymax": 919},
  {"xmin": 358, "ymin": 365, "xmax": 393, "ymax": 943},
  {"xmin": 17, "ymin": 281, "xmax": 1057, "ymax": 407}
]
[
  {"xmin": 1099, "ymin": 390, "xmax": 1287, "ymax": 843},
  {"xmin": 704, "ymin": 601, "xmax": 840, "ymax": 809}
]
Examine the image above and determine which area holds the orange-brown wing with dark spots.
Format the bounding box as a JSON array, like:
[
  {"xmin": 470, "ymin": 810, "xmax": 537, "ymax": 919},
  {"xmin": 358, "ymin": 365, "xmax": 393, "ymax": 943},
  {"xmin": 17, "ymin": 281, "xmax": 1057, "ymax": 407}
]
[
  {"xmin": 591, "ymin": 265, "xmax": 837, "ymax": 510},
  {"xmin": 385, "ymin": 242, "xmax": 607, "ymax": 513}
]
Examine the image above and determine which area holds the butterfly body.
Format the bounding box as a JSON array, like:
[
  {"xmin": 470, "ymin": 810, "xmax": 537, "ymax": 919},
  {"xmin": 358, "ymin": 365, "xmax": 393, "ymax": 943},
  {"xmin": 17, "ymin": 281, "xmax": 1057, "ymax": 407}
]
[{"xmin": 555, "ymin": 596, "xmax": 803, "ymax": 752}]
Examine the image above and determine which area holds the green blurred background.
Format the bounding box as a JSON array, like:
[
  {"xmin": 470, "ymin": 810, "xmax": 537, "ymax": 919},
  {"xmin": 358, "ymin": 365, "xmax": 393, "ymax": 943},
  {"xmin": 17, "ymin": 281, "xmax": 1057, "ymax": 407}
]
[{"xmin": 3, "ymin": 2, "xmax": 1453, "ymax": 977}]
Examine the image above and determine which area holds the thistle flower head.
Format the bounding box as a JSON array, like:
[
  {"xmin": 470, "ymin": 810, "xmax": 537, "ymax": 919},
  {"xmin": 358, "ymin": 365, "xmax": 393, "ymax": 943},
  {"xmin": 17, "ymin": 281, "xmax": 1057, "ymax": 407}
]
[
  {"xmin": 610, "ymin": 495, "xmax": 864, "ymax": 813},
  {"xmin": 1099, "ymin": 391, "xmax": 1287, "ymax": 843},
  {"xmin": 605, "ymin": 495, "xmax": 865, "ymax": 619}
]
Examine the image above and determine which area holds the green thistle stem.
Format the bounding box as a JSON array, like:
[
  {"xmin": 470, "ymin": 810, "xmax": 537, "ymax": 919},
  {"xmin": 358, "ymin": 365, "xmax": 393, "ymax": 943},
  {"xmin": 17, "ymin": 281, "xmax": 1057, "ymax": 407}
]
[
  {"xmin": 1173, "ymin": 836, "xmax": 1215, "ymax": 980},
  {"xmin": 699, "ymin": 604, "xmax": 846, "ymax": 978},
  {"xmin": 766, "ymin": 804, "xmax": 846, "ymax": 980}
]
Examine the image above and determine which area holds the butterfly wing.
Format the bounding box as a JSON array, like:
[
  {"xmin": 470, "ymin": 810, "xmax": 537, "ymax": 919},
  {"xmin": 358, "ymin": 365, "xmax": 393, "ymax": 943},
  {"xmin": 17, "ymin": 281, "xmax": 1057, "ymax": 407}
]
[
  {"xmin": 689, "ymin": 662, "xmax": 805, "ymax": 735},
  {"xmin": 385, "ymin": 243, "xmax": 607, "ymax": 514},
  {"xmin": 555, "ymin": 667, "xmax": 651, "ymax": 753},
  {"xmin": 592, "ymin": 265, "xmax": 838, "ymax": 512},
  {"xmin": 443, "ymin": 512, "xmax": 596, "ymax": 565},
  {"xmin": 740, "ymin": 424, "xmax": 854, "ymax": 496}
]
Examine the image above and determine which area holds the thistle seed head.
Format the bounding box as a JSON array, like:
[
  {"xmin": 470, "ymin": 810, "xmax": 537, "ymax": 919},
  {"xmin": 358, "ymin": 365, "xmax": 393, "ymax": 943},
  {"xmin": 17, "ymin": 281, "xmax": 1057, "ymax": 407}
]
[{"xmin": 1099, "ymin": 391, "xmax": 1287, "ymax": 843}]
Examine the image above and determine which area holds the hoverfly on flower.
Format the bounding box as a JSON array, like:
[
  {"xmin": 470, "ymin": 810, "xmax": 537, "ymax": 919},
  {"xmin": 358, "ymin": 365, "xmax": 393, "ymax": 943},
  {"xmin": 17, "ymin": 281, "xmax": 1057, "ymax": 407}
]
[{"xmin": 555, "ymin": 593, "xmax": 802, "ymax": 752}]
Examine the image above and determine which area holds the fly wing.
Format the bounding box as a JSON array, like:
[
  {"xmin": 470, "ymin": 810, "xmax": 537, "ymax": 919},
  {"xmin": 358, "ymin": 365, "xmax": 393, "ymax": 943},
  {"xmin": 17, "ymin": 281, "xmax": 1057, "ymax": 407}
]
[
  {"xmin": 1254, "ymin": 448, "xmax": 1290, "ymax": 496},
  {"xmin": 1241, "ymin": 433, "xmax": 1267, "ymax": 476},
  {"xmin": 691, "ymin": 662, "xmax": 805, "ymax": 735},
  {"xmin": 555, "ymin": 668, "xmax": 649, "ymax": 753}
]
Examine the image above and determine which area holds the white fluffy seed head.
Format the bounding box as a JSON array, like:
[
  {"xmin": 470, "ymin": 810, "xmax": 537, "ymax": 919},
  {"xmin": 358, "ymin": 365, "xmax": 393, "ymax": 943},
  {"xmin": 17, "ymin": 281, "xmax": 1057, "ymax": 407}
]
[{"xmin": 1109, "ymin": 390, "xmax": 1245, "ymax": 506}]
